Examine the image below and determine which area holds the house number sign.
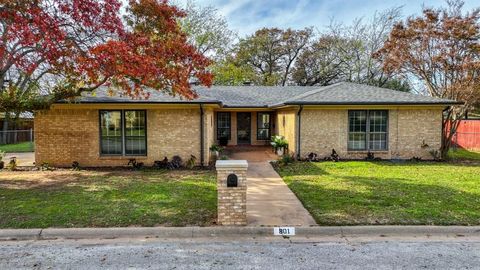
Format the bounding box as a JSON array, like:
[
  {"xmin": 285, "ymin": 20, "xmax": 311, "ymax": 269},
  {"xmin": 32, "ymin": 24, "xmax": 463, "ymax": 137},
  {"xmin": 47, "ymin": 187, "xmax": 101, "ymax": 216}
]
[{"xmin": 273, "ymin": 227, "xmax": 296, "ymax": 236}]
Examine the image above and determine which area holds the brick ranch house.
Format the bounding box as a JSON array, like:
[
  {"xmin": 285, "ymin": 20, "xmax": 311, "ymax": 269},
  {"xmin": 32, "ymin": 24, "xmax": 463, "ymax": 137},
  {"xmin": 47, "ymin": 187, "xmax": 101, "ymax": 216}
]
[{"xmin": 34, "ymin": 82, "xmax": 459, "ymax": 167}]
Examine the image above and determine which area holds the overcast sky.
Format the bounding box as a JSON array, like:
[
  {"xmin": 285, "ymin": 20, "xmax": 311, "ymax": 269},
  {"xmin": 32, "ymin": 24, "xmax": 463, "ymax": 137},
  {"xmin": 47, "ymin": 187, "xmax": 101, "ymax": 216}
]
[{"xmin": 174, "ymin": 0, "xmax": 479, "ymax": 36}]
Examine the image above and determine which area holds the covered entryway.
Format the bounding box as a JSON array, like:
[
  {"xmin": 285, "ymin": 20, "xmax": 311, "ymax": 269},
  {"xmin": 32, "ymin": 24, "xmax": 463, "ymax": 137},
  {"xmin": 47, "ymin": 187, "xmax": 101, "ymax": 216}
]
[
  {"xmin": 214, "ymin": 110, "xmax": 274, "ymax": 147},
  {"xmin": 236, "ymin": 112, "xmax": 251, "ymax": 144},
  {"xmin": 226, "ymin": 146, "xmax": 317, "ymax": 226}
]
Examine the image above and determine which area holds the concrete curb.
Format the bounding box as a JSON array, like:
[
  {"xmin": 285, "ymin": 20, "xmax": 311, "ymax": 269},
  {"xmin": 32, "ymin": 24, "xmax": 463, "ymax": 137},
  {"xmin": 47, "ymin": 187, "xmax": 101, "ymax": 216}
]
[{"xmin": 1, "ymin": 226, "xmax": 479, "ymax": 241}]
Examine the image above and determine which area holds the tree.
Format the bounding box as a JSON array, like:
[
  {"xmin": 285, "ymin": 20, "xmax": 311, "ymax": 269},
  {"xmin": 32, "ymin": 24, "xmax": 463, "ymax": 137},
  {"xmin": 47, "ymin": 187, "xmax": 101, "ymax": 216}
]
[
  {"xmin": 374, "ymin": 0, "xmax": 480, "ymax": 157},
  {"xmin": 0, "ymin": 0, "xmax": 212, "ymax": 105},
  {"xmin": 0, "ymin": 0, "xmax": 212, "ymax": 143},
  {"xmin": 292, "ymin": 35, "xmax": 347, "ymax": 86},
  {"xmin": 0, "ymin": 0, "xmax": 124, "ymax": 143},
  {"xmin": 77, "ymin": 0, "xmax": 213, "ymax": 100},
  {"xmin": 233, "ymin": 27, "xmax": 313, "ymax": 86},
  {"xmin": 179, "ymin": 0, "xmax": 235, "ymax": 60},
  {"xmin": 211, "ymin": 59, "xmax": 257, "ymax": 86},
  {"xmin": 288, "ymin": 7, "xmax": 411, "ymax": 91},
  {"xmin": 326, "ymin": 7, "xmax": 410, "ymax": 91}
]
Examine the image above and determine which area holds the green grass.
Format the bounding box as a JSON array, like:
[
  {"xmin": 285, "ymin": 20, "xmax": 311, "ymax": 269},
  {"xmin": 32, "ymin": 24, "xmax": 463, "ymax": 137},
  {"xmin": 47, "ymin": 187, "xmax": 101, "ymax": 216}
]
[
  {"xmin": 448, "ymin": 148, "xmax": 480, "ymax": 161},
  {"xmin": 0, "ymin": 169, "xmax": 216, "ymax": 228},
  {"xmin": 276, "ymin": 161, "xmax": 480, "ymax": 225},
  {"xmin": 0, "ymin": 142, "xmax": 34, "ymax": 153}
]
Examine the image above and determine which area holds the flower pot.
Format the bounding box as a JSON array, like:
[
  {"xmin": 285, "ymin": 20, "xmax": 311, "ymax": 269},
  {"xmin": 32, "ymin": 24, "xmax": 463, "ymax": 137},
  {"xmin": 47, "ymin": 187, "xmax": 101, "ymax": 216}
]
[
  {"xmin": 276, "ymin": 147, "xmax": 284, "ymax": 156},
  {"xmin": 219, "ymin": 138, "xmax": 228, "ymax": 146}
]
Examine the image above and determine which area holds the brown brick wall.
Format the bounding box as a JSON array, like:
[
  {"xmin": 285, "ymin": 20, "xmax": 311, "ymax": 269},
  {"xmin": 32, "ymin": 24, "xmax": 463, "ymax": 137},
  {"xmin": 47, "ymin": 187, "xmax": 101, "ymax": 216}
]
[
  {"xmin": 276, "ymin": 109, "xmax": 297, "ymax": 155},
  {"xmin": 35, "ymin": 107, "xmax": 204, "ymax": 167},
  {"xmin": 299, "ymin": 108, "xmax": 443, "ymax": 160},
  {"xmin": 35, "ymin": 106, "xmax": 444, "ymax": 166},
  {"xmin": 216, "ymin": 167, "xmax": 247, "ymax": 226}
]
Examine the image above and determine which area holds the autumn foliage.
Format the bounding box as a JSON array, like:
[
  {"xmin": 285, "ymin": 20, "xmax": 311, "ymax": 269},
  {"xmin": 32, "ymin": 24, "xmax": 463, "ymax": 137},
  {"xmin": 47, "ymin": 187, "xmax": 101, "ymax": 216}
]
[
  {"xmin": 375, "ymin": 1, "xmax": 480, "ymax": 157},
  {"xmin": 0, "ymin": 0, "xmax": 212, "ymax": 108},
  {"xmin": 78, "ymin": 0, "xmax": 212, "ymax": 99}
]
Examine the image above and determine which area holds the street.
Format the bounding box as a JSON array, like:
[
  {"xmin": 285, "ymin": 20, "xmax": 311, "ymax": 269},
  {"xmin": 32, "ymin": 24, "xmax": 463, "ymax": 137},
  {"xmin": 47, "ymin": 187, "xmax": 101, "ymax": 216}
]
[{"xmin": 1, "ymin": 236, "xmax": 479, "ymax": 269}]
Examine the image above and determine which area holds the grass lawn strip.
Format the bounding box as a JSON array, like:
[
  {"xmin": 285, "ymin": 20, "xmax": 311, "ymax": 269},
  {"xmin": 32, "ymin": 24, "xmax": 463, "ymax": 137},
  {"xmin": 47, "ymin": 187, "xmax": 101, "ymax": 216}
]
[
  {"xmin": 448, "ymin": 149, "xmax": 480, "ymax": 161},
  {"xmin": 276, "ymin": 161, "xmax": 480, "ymax": 226},
  {"xmin": 0, "ymin": 142, "xmax": 34, "ymax": 153},
  {"xmin": 0, "ymin": 169, "xmax": 216, "ymax": 228}
]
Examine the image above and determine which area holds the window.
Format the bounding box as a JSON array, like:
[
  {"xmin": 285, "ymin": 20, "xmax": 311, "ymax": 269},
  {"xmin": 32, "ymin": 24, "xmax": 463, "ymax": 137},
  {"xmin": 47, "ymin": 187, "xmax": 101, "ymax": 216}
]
[
  {"xmin": 100, "ymin": 110, "xmax": 147, "ymax": 156},
  {"xmin": 348, "ymin": 110, "xmax": 388, "ymax": 151},
  {"xmin": 100, "ymin": 111, "xmax": 123, "ymax": 155},
  {"xmin": 257, "ymin": 112, "xmax": 271, "ymax": 140},
  {"xmin": 124, "ymin": 110, "xmax": 146, "ymax": 155},
  {"xmin": 217, "ymin": 112, "xmax": 231, "ymax": 139}
]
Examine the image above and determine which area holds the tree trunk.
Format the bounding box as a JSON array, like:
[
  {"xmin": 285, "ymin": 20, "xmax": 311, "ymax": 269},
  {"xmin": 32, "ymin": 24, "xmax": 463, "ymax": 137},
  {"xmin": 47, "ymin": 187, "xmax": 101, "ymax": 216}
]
[
  {"xmin": 440, "ymin": 112, "xmax": 461, "ymax": 159},
  {"xmin": 1, "ymin": 112, "xmax": 9, "ymax": 145}
]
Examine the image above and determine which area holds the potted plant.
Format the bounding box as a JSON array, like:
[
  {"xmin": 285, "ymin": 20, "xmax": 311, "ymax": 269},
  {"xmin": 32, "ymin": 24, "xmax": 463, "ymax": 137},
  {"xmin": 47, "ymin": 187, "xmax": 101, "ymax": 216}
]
[
  {"xmin": 270, "ymin": 135, "xmax": 288, "ymax": 156},
  {"xmin": 0, "ymin": 150, "xmax": 5, "ymax": 170},
  {"xmin": 219, "ymin": 136, "xmax": 228, "ymax": 146},
  {"xmin": 209, "ymin": 144, "xmax": 223, "ymax": 158}
]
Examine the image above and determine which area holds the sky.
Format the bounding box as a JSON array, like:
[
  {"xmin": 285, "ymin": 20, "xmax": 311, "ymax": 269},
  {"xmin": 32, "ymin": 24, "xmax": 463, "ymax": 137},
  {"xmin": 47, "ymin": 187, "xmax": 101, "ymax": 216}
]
[{"xmin": 174, "ymin": 0, "xmax": 479, "ymax": 36}]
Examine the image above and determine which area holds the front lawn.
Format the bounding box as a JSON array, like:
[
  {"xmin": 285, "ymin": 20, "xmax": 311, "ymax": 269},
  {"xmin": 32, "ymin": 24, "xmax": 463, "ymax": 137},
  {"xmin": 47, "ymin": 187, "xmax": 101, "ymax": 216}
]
[
  {"xmin": 448, "ymin": 148, "xmax": 480, "ymax": 161},
  {"xmin": 0, "ymin": 169, "xmax": 216, "ymax": 228},
  {"xmin": 0, "ymin": 142, "xmax": 34, "ymax": 153},
  {"xmin": 276, "ymin": 161, "xmax": 480, "ymax": 225}
]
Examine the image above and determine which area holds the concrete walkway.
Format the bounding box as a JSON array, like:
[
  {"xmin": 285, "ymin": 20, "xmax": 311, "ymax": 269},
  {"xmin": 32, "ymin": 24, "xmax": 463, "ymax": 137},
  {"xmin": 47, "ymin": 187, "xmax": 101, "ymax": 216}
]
[
  {"xmin": 246, "ymin": 162, "xmax": 317, "ymax": 226},
  {"xmin": 228, "ymin": 147, "xmax": 317, "ymax": 226},
  {"xmin": 4, "ymin": 152, "xmax": 35, "ymax": 166}
]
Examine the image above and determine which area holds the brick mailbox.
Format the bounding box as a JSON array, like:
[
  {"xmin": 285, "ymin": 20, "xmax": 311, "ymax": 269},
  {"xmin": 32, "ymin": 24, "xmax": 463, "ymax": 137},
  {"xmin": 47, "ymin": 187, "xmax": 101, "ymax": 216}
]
[{"xmin": 215, "ymin": 160, "xmax": 248, "ymax": 226}]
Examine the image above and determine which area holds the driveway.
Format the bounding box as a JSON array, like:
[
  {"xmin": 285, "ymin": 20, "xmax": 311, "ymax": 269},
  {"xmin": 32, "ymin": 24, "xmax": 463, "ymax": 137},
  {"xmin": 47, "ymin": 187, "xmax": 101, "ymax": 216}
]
[
  {"xmin": 228, "ymin": 147, "xmax": 316, "ymax": 226},
  {"xmin": 4, "ymin": 152, "xmax": 34, "ymax": 166}
]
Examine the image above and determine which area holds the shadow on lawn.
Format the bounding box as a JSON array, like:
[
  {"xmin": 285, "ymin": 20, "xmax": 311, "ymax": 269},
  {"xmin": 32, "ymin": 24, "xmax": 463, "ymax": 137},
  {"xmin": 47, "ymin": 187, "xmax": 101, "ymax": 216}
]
[
  {"xmin": 0, "ymin": 171, "xmax": 129, "ymax": 189},
  {"xmin": 0, "ymin": 169, "xmax": 214, "ymax": 190},
  {"xmin": 289, "ymin": 174, "xmax": 480, "ymax": 225}
]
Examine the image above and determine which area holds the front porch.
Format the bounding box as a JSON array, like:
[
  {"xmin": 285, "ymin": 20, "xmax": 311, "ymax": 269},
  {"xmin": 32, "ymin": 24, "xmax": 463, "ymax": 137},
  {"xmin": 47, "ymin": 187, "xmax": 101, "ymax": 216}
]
[
  {"xmin": 223, "ymin": 146, "xmax": 277, "ymax": 162},
  {"xmin": 215, "ymin": 110, "xmax": 275, "ymax": 147}
]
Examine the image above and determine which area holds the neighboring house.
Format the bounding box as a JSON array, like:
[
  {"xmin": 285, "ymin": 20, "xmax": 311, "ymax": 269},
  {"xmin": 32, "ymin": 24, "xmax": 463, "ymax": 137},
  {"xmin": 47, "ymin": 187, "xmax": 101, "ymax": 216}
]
[{"xmin": 34, "ymin": 82, "xmax": 459, "ymax": 167}]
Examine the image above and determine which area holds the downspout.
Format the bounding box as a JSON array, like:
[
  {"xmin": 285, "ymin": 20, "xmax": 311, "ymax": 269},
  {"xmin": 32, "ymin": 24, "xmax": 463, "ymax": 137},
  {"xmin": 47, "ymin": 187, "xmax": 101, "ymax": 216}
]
[
  {"xmin": 296, "ymin": 105, "xmax": 304, "ymax": 159},
  {"xmin": 441, "ymin": 106, "xmax": 450, "ymax": 153},
  {"xmin": 200, "ymin": 104, "xmax": 205, "ymax": 167}
]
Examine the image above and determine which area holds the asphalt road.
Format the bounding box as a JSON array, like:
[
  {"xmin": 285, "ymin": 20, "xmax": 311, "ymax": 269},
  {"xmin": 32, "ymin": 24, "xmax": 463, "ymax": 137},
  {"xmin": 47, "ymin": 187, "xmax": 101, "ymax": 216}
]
[{"xmin": 1, "ymin": 237, "xmax": 479, "ymax": 269}]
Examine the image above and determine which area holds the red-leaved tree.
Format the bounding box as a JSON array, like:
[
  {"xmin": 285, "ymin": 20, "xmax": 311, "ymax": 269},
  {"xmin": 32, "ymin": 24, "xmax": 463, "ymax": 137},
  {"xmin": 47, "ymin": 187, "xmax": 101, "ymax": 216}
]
[
  {"xmin": 374, "ymin": 0, "xmax": 480, "ymax": 158},
  {"xmin": 0, "ymin": 0, "xmax": 212, "ymax": 137},
  {"xmin": 77, "ymin": 0, "xmax": 213, "ymax": 100},
  {"xmin": 0, "ymin": 0, "xmax": 212, "ymax": 108}
]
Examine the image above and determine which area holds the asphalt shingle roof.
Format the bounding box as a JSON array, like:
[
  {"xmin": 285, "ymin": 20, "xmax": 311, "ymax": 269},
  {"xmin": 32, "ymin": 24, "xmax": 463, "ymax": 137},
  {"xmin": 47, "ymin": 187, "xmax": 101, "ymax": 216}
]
[
  {"xmin": 280, "ymin": 82, "xmax": 460, "ymax": 106},
  {"xmin": 71, "ymin": 82, "xmax": 459, "ymax": 107}
]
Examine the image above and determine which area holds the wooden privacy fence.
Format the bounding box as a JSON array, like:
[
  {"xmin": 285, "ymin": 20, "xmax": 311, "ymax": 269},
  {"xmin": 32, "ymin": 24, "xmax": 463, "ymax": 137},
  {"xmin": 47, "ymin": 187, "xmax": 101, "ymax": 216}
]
[{"xmin": 449, "ymin": 120, "xmax": 480, "ymax": 151}]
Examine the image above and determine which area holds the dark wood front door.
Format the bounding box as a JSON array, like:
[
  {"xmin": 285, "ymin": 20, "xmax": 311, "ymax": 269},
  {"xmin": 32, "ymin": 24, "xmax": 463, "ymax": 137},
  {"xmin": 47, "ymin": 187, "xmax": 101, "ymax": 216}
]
[{"xmin": 237, "ymin": 112, "xmax": 251, "ymax": 144}]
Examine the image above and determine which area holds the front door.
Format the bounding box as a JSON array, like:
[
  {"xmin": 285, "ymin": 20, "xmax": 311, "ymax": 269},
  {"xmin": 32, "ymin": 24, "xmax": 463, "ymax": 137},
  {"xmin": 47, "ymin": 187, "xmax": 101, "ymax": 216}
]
[{"xmin": 237, "ymin": 112, "xmax": 251, "ymax": 144}]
